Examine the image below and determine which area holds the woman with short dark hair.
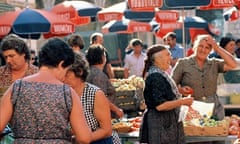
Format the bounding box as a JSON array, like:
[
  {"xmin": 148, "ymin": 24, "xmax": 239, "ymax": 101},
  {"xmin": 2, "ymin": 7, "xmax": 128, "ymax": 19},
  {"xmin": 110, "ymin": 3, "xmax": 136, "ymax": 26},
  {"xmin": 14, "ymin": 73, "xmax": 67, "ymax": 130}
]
[{"xmin": 0, "ymin": 37, "xmax": 92, "ymax": 144}]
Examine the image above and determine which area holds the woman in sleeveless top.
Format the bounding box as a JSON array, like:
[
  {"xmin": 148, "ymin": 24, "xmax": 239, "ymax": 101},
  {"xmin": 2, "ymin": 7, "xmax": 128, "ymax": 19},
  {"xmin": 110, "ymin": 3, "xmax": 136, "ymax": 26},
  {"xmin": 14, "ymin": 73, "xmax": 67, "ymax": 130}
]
[
  {"xmin": 64, "ymin": 53, "xmax": 114, "ymax": 144},
  {"xmin": 0, "ymin": 38, "xmax": 92, "ymax": 144}
]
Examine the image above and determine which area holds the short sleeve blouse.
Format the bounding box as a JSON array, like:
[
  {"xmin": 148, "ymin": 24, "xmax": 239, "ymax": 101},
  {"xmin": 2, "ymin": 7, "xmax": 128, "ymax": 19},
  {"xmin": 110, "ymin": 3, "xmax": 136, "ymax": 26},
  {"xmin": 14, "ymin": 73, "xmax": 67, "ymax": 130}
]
[{"xmin": 172, "ymin": 56, "xmax": 225, "ymax": 100}]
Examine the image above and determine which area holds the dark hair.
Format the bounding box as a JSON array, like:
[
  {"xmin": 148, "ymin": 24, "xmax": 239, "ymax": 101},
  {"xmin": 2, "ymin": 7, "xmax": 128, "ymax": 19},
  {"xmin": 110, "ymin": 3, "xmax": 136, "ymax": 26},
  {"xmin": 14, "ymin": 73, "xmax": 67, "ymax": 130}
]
[
  {"xmin": 69, "ymin": 53, "xmax": 89, "ymax": 81},
  {"xmin": 68, "ymin": 34, "xmax": 85, "ymax": 49},
  {"xmin": 38, "ymin": 37, "xmax": 74, "ymax": 68},
  {"xmin": 236, "ymin": 39, "xmax": 240, "ymax": 44},
  {"xmin": 165, "ymin": 32, "xmax": 176, "ymax": 39},
  {"xmin": 0, "ymin": 34, "xmax": 30, "ymax": 61},
  {"xmin": 86, "ymin": 44, "xmax": 105, "ymax": 66},
  {"xmin": 142, "ymin": 44, "xmax": 167, "ymax": 77},
  {"xmin": 219, "ymin": 37, "xmax": 235, "ymax": 48},
  {"xmin": 90, "ymin": 32, "xmax": 103, "ymax": 44},
  {"xmin": 30, "ymin": 50, "xmax": 35, "ymax": 55},
  {"xmin": 130, "ymin": 38, "xmax": 143, "ymax": 47}
]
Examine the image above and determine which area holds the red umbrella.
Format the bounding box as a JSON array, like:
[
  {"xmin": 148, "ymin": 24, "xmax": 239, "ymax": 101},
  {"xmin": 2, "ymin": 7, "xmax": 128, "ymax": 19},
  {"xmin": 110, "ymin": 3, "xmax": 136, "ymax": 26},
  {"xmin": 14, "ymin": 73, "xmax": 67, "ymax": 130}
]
[
  {"xmin": 155, "ymin": 16, "xmax": 215, "ymax": 44},
  {"xmin": 97, "ymin": 2, "xmax": 126, "ymax": 22},
  {"xmin": 51, "ymin": 0, "xmax": 102, "ymax": 26},
  {"xmin": 102, "ymin": 18, "xmax": 153, "ymax": 34},
  {"xmin": 199, "ymin": 0, "xmax": 235, "ymax": 10},
  {"xmin": 0, "ymin": 8, "xmax": 75, "ymax": 39},
  {"xmin": 97, "ymin": 1, "xmax": 157, "ymax": 23},
  {"xmin": 127, "ymin": 0, "xmax": 163, "ymax": 11}
]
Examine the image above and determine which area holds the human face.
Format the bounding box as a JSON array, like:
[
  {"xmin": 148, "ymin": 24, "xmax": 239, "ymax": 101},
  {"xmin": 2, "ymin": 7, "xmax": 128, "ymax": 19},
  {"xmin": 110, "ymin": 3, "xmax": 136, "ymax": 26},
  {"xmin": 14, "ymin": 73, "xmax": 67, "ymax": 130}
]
[
  {"xmin": 64, "ymin": 71, "xmax": 78, "ymax": 89},
  {"xmin": 224, "ymin": 41, "xmax": 235, "ymax": 55},
  {"xmin": 154, "ymin": 49, "xmax": 172, "ymax": 71},
  {"xmin": 166, "ymin": 36, "xmax": 176, "ymax": 48},
  {"xmin": 133, "ymin": 45, "xmax": 142, "ymax": 54},
  {"xmin": 196, "ymin": 39, "xmax": 212, "ymax": 61},
  {"xmin": 3, "ymin": 49, "xmax": 26, "ymax": 70},
  {"xmin": 96, "ymin": 36, "xmax": 104, "ymax": 45}
]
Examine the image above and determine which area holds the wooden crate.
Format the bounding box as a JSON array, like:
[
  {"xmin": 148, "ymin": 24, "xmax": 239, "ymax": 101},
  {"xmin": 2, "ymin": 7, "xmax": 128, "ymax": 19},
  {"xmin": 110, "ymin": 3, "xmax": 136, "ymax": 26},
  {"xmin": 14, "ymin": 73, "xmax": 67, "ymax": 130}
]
[
  {"xmin": 184, "ymin": 124, "xmax": 228, "ymax": 136},
  {"xmin": 115, "ymin": 90, "xmax": 139, "ymax": 112}
]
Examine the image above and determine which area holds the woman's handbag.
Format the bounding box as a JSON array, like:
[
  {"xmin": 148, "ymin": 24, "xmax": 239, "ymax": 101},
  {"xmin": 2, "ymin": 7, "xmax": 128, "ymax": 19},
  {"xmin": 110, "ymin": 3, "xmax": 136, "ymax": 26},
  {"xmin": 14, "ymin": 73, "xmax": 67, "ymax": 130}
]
[{"xmin": 0, "ymin": 125, "xmax": 14, "ymax": 144}]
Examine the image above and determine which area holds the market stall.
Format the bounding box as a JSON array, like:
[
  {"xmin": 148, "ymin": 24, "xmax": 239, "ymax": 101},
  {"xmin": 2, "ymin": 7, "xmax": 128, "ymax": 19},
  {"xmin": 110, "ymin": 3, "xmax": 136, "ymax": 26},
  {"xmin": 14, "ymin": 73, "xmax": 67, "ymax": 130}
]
[
  {"xmin": 110, "ymin": 75, "xmax": 240, "ymax": 144},
  {"xmin": 112, "ymin": 115, "xmax": 239, "ymax": 144},
  {"xmin": 111, "ymin": 106, "xmax": 240, "ymax": 144}
]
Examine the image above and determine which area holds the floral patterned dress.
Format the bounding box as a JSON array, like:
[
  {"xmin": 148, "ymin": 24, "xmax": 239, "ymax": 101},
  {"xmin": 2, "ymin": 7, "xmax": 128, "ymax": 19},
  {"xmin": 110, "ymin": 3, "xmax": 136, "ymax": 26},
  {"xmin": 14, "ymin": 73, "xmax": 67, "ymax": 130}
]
[{"xmin": 10, "ymin": 80, "xmax": 73, "ymax": 144}]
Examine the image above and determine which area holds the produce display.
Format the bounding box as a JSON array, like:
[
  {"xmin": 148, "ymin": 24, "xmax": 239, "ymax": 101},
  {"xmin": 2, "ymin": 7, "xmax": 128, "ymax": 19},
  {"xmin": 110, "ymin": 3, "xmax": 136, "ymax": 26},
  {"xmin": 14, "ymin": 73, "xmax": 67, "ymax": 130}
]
[
  {"xmin": 183, "ymin": 106, "xmax": 230, "ymax": 136},
  {"xmin": 111, "ymin": 75, "xmax": 144, "ymax": 91},
  {"xmin": 112, "ymin": 117, "xmax": 142, "ymax": 133},
  {"xmin": 225, "ymin": 114, "xmax": 240, "ymax": 135},
  {"xmin": 111, "ymin": 75, "xmax": 145, "ymax": 112}
]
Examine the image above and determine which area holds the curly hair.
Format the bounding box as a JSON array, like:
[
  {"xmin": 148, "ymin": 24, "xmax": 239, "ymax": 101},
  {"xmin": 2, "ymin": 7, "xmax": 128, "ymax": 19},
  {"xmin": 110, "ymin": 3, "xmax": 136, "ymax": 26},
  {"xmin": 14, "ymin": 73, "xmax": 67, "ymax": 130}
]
[
  {"xmin": 38, "ymin": 37, "xmax": 74, "ymax": 68},
  {"xmin": 69, "ymin": 53, "xmax": 89, "ymax": 82},
  {"xmin": 0, "ymin": 34, "xmax": 30, "ymax": 61}
]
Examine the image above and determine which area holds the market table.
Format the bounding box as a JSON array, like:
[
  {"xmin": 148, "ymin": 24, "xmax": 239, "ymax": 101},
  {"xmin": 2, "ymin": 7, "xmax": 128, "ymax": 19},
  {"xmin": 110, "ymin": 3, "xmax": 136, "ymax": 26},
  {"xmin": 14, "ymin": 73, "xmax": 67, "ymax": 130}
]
[{"xmin": 118, "ymin": 131, "xmax": 238, "ymax": 144}]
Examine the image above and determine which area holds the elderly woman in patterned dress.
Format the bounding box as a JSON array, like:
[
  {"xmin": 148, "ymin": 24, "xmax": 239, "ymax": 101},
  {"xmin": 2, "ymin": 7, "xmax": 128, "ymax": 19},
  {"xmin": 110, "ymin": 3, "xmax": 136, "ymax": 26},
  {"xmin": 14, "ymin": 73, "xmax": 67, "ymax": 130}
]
[
  {"xmin": 0, "ymin": 34, "xmax": 38, "ymax": 94},
  {"xmin": 0, "ymin": 38, "xmax": 92, "ymax": 144},
  {"xmin": 0, "ymin": 34, "xmax": 38, "ymax": 142}
]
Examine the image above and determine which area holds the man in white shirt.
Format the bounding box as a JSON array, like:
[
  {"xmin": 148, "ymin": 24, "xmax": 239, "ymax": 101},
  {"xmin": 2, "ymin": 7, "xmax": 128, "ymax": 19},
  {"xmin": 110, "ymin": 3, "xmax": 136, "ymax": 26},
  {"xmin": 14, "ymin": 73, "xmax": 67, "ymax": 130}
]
[{"xmin": 124, "ymin": 38, "xmax": 146, "ymax": 78}]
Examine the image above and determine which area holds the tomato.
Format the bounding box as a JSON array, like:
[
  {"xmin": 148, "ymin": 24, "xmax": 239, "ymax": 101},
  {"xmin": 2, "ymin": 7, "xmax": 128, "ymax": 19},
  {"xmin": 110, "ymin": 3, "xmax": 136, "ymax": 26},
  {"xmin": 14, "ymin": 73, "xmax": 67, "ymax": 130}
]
[
  {"xmin": 134, "ymin": 117, "xmax": 142, "ymax": 123},
  {"xmin": 187, "ymin": 88, "xmax": 194, "ymax": 95},
  {"xmin": 130, "ymin": 126, "xmax": 139, "ymax": 132},
  {"xmin": 230, "ymin": 119, "xmax": 239, "ymax": 127},
  {"xmin": 133, "ymin": 122, "xmax": 141, "ymax": 128},
  {"xmin": 229, "ymin": 125, "xmax": 239, "ymax": 135}
]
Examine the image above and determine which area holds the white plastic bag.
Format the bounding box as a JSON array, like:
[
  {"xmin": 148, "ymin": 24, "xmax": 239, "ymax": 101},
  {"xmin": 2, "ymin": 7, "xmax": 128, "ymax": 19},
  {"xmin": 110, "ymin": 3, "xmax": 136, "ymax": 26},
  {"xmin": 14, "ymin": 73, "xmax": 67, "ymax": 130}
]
[
  {"xmin": 178, "ymin": 105, "xmax": 189, "ymax": 122},
  {"xmin": 191, "ymin": 100, "xmax": 214, "ymax": 118}
]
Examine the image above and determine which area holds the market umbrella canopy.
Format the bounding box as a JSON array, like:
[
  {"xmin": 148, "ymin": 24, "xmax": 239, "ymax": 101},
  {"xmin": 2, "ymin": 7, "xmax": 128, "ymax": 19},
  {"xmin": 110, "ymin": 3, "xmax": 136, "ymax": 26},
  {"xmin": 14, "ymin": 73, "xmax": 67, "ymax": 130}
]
[
  {"xmin": 124, "ymin": 9, "xmax": 155, "ymax": 22},
  {"xmin": 199, "ymin": 0, "xmax": 235, "ymax": 10},
  {"xmin": 51, "ymin": 0, "xmax": 102, "ymax": 25},
  {"xmin": 155, "ymin": 16, "xmax": 213, "ymax": 44},
  {"xmin": 102, "ymin": 18, "xmax": 153, "ymax": 34},
  {"xmin": 98, "ymin": 1, "xmax": 155, "ymax": 22},
  {"xmin": 0, "ymin": 8, "xmax": 75, "ymax": 39},
  {"xmin": 127, "ymin": 0, "xmax": 163, "ymax": 11},
  {"xmin": 164, "ymin": 0, "xmax": 211, "ymax": 8},
  {"xmin": 223, "ymin": 7, "xmax": 240, "ymax": 21},
  {"xmin": 97, "ymin": 2, "xmax": 126, "ymax": 22}
]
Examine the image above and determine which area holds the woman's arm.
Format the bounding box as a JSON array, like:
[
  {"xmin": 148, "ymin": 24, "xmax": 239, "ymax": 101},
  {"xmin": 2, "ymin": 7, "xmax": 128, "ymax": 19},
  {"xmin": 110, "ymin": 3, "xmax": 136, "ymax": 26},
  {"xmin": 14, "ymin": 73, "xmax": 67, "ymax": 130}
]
[
  {"xmin": 156, "ymin": 97, "xmax": 193, "ymax": 111},
  {"xmin": 207, "ymin": 36, "xmax": 237, "ymax": 70},
  {"xmin": 70, "ymin": 89, "xmax": 92, "ymax": 144},
  {"xmin": 91, "ymin": 90, "xmax": 112, "ymax": 141},
  {"xmin": 0, "ymin": 86, "xmax": 13, "ymax": 132}
]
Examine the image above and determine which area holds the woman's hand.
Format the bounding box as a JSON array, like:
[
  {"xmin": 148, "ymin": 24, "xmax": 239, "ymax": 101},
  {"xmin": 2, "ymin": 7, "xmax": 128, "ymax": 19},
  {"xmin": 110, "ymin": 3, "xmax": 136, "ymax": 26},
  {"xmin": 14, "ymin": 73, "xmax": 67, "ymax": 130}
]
[
  {"xmin": 179, "ymin": 85, "xmax": 194, "ymax": 96},
  {"xmin": 181, "ymin": 97, "xmax": 194, "ymax": 106},
  {"xmin": 204, "ymin": 35, "xmax": 219, "ymax": 51}
]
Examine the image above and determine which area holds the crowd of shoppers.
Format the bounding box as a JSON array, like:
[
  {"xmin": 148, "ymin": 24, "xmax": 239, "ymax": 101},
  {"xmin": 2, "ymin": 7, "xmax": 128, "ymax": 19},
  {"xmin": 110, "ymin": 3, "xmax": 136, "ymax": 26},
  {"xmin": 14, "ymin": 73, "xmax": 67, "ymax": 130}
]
[{"xmin": 1, "ymin": 31, "xmax": 240, "ymax": 144}]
